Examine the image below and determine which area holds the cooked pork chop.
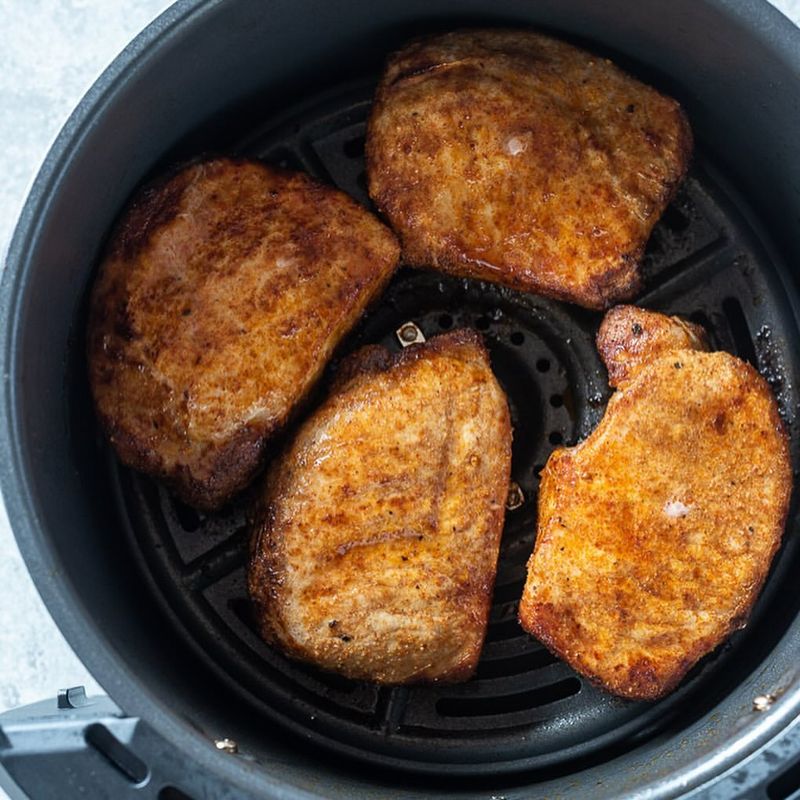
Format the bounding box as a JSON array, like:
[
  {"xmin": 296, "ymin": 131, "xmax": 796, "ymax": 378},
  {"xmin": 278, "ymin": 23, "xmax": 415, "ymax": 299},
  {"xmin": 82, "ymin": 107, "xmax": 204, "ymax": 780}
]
[
  {"xmin": 519, "ymin": 306, "xmax": 791, "ymax": 699},
  {"xmin": 367, "ymin": 29, "xmax": 692, "ymax": 309},
  {"xmin": 248, "ymin": 330, "xmax": 512, "ymax": 683},
  {"xmin": 88, "ymin": 158, "xmax": 399, "ymax": 510},
  {"xmin": 597, "ymin": 304, "xmax": 709, "ymax": 388}
]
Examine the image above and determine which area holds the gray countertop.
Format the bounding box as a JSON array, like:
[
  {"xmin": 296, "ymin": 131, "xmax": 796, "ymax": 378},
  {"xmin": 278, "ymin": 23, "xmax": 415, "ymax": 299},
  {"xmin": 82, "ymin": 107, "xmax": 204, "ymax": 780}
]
[
  {"xmin": 1, "ymin": 1, "xmax": 799, "ymax": 797},
  {"xmin": 0, "ymin": 0, "xmax": 172, "ymax": 717}
]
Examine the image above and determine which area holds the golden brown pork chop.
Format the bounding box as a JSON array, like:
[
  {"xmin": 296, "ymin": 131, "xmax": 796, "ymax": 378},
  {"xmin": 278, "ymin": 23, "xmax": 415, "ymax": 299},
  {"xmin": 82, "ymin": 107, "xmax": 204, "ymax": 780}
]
[
  {"xmin": 519, "ymin": 306, "xmax": 791, "ymax": 699},
  {"xmin": 367, "ymin": 29, "xmax": 692, "ymax": 309},
  {"xmin": 88, "ymin": 158, "xmax": 399, "ymax": 510},
  {"xmin": 597, "ymin": 304, "xmax": 709, "ymax": 388},
  {"xmin": 248, "ymin": 330, "xmax": 512, "ymax": 683}
]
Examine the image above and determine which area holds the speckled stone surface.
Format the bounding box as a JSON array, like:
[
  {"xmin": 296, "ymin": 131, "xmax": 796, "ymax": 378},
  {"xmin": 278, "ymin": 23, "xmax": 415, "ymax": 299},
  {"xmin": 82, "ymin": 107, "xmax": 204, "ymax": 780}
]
[
  {"xmin": 0, "ymin": 0, "xmax": 173, "ymax": 725},
  {"xmin": 0, "ymin": 0, "xmax": 798, "ymax": 796}
]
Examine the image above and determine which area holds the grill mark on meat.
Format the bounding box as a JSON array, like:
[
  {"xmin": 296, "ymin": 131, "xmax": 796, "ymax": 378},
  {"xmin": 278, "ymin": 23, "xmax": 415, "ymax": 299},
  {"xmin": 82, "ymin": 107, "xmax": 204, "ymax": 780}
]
[{"xmin": 334, "ymin": 528, "xmax": 426, "ymax": 557}]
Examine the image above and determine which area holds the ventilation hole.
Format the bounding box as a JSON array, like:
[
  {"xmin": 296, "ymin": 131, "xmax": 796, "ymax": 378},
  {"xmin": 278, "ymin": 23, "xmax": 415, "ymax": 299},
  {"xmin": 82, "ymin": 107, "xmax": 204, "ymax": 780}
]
[
  {"xmin": 267, "ymin": 148, "xmax": 303, "ymax": 172},
  {"xmin": 356, "ymin": 170, "xmax": 368, "ymax": 192},
  {"xmin": 549, "ymin": 431, "xmax": 564, "ymax": 445},
  {"xmin": 342, "ymin": 135, "xmax": 365, "ymax": 159},
  {"xmin": 768, "ymin": 757, "xmax": 800, "ymax": 800},
  {"xmin": 493, "ymin": 580, "xmax": 525, "ymax": 605},
  {"xmin": 485, "ymin": 617, "xmax": 525, "ymax": 642},
  {"xmin": 438, "ymin": 313, "xmax": 453, "ymax": 329},
  {"xmin": 476, "ymin": 648, "xmax": 559, "ymax": 679},
  {"xmin": 229, "ymin": 597, "xmax": 257, "ymax": 633},
  {"xmin": 436, "ymin": 678, "xmax": 580, "ymax": 717},
  {"xmin": 292, "ymin": 660, "xmax": 359, "ymax": 693},
  {"xmin": 316, "ymin": 671, "xmax": 362, "ymax": 693},
  {"xmin": 510, "ymin": 331, "xmax": 524, "ymax": 346},
  {"xmin": 689, "ymin": 310, "xmax": 715, "ymax": 347},
  {"xmin": 660, "ymin": 204, "xmax": 691, "ymax": 234},
  {"xmin": 160, "ymin": 789, "xmax": 195, "ymax": 800},
  {"xmin": 85, "ymin": 723, "xmax": 149, "ymax": 784},
  {"xmin": 536, "ymin": 358, "xmax": 551, "ymax": 373},
  {"xmin": 475, "ymin": 315, "xmax": 490, "ymax": 330},
  {"xmin": 689, "ymin": 310, "xmax": 712, "ymax": 329},
  {"xmin": 549, "ymin": 394, "xmax": 564, "ymax": 408},
  {"xmin": 645, "ymin": 230, "xmax": 665, "ymax": 255},
  {"xmin": 562, "ymin": 387, "xmax": 578, "ymax": 421},
  {"xmin": 722, "ymin": 297, "xmax": 757, "ymax": 365},
  {"xmin": 172, "ymin": 498, "xmax": 202, "ymax": 532}
]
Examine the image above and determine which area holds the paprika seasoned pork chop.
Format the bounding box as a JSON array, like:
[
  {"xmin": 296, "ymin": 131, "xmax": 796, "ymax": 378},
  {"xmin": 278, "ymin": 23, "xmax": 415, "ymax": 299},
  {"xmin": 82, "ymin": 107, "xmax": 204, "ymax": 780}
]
[
  {"xmin": 88, "ymin": 158, "xmax": 400, "ymax": 510},
  {"xmin": 519, "ymin": 306, "xmax": 791, "ymax": 699},
  {"xmin": 249, "ymin": 330, "xmax": 512, "ymax": 683},
  {"xmin": 367, "ymin": 29, "xmax": 692, "ymax": 309}
]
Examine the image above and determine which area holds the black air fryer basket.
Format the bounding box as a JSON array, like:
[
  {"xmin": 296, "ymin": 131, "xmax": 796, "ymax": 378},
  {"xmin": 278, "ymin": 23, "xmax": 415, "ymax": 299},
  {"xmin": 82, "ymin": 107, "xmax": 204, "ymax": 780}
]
[{"xmin": 2, "ymin": 1, "xmax": 800, "ymax": 798}]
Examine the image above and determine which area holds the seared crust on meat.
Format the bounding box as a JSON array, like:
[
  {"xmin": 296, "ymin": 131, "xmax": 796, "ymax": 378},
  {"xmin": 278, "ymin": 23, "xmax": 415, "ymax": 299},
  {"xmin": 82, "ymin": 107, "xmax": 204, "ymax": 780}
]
[
  {"xmin": 367, "ymin": 29, "xmax": 692, "ymax": 309},
  {"xmin": 248, "ymin": 330, "xmax": 512, "ymax": 683},
  {"xmin": 88, "ymin": 157, "xmax": 400, "ymax": 510},
  {"xmin": 519, "ymin": 310, "xmax": 791, "ymax": 700},
  {"xmin": 597, "ymin": 304, "xmax": 708, "ymax": 388}
]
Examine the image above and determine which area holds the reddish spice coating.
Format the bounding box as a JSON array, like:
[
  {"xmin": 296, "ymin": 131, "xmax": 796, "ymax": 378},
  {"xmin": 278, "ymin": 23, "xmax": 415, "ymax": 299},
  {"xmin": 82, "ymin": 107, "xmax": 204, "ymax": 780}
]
[
  {"xmin": 249, "ymin": 330, "xmax": 512, "ymax": 684},
  {"xmin": 87, "ymin": 158, "xmax": 400, "ymax": 510},
  {"xmin": 597, "ymin": 304, "xmax": 709, "ymax": 388},
  {"xmin": 367, "ymin": 29, "xmax": 692, "ymax": 309},
  {"xmin": 520, "ymin": 308, "xmax": 791, "ymax": 700}
]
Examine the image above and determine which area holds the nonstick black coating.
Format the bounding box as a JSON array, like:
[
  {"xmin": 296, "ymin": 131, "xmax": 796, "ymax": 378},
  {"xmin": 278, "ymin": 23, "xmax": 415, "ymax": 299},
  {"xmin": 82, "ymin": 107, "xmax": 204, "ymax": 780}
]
[
  {"xmin": 105, "ymin": 74, "xmax": 800, "ymax": 779},
  {"xmin": 3, "ymin": 1, "xmax": 800, "ymax": 798}
]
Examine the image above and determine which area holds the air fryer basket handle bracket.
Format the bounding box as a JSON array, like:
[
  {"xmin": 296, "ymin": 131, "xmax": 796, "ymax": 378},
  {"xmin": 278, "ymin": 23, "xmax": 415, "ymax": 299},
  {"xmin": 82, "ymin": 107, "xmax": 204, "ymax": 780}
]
[
  {"xmin": 0, "ymin": 691, "xmax": 255, "ymax": 800},
  {"xmin": 3, "ymin": 691, "xmax": 800, "ymax": 799}
]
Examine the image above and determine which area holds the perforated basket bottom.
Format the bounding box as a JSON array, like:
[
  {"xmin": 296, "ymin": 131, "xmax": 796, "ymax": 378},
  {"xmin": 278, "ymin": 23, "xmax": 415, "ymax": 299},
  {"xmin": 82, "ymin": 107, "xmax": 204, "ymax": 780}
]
[{"xmin": 110, "ymin": 78, "xmax": 800, "ymax": 777}]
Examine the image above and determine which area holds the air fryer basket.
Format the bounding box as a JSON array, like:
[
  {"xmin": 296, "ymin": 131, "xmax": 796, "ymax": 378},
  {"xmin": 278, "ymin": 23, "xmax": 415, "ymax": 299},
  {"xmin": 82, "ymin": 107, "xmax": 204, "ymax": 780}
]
[{"xmin": 3, "ymin": 1, "xmax": 800, "ymax": 798}]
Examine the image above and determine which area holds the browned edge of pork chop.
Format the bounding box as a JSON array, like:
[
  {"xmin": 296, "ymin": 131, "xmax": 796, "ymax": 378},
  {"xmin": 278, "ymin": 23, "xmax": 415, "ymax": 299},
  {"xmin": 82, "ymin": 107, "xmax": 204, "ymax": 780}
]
[
  {"xmin": 367, "ymin": 28, "xmax": 692, "ymax": 309},
  {"xmin": 88, "ymin": 157, "xmax": 400, "ymax": 510},
  {"xmin": 597, "ymin": 304, "xmax": 709, "ymax": 388},
  {"xmin": 249, "ymin": 329, "xmax": 513, "ymax": 683},
  {"xmin": 519, "ymin": 307, "xmax": 791, "ymax": 700}
]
